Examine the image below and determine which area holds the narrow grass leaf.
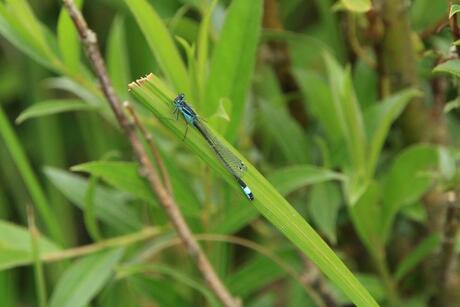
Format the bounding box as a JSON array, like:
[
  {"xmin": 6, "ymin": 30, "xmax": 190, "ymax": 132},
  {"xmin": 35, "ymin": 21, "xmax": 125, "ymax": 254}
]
[
  {"xmin": 16, "ymin": 99, "xmax": 97, "ymax": 124},
  {"xmin": 394, "ymin": 234, "xmax": 441, "ymax": 281},
  {"xmin": 125, "ymin": 0, "xmax": 190, "ymax": 94},
  {"xmin": 107, "ymin": 16, "xmax": 130, "ymax": 100},
  {"xmin": 49, "ymin": 249, "xmax": 124, "ymax": 307},
  {"xmin": 205, "ymin": 0, "xmax": 262, "ymax": 140},
  {"xmin": 129, "ymin": 74, "xmax": 379, "ymax": 306},
  {"xmin": 268, "ymin": 164, "xmax": 344, "ymax": 196},
  {"xmin": 0, "ymin": 221, "xmax": 60, "ymax": 271},
  {"xmin": 57, "ymin": 0, "xmax": 83, "ymax": 73}
]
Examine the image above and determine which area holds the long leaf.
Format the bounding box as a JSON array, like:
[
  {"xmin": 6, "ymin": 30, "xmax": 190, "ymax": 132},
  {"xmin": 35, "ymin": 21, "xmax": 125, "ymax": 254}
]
[
  {"xmin": 125, "ymin": 0, "xmax": 190, "ymax": 94},
  {"xmin": 205, "ymin": 0, "xmax": 262, "ymax": 140},
  {"xmin": 129, "ymin": 73, "xmax": 378, "ymax": 306}
]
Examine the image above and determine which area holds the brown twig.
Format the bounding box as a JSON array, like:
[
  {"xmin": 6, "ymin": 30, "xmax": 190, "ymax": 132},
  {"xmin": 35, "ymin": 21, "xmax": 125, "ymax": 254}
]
[
  {"xmin": 61, "ymin": 1, "xmax": 240, "ymax": 306},
  {"xmin": 124, "ymin": 101, "xmax": 173, "ymax": 194},
  {"xmin": 346, "ymin": 13, "xmax": 376, "ymax": 68}
]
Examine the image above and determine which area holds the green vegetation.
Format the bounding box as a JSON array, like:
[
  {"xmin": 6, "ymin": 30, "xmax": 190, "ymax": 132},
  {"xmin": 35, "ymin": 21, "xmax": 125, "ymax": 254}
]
[{"xmin": 0, "ymin": 0, "xmax": 459, "ymax": 306}]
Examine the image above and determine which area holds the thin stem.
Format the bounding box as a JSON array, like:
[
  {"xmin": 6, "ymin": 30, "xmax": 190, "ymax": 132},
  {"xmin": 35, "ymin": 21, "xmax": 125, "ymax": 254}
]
[
  {"xmin": 43, "ymin": 227, "xmax": 162, "ymax": 262},
  {"xmin": 27, "ymin": 206, "xmax": 47, "ymax": 307},
  {"xmin": 61, "ymin": 1, "xmax": 240, "ymax": 306}
]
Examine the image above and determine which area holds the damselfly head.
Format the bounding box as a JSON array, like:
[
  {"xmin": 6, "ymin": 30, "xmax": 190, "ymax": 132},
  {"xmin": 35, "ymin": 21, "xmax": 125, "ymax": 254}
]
[{"xmin": 174, "ymin": 93, "xmax": 185, "ymax": 105}]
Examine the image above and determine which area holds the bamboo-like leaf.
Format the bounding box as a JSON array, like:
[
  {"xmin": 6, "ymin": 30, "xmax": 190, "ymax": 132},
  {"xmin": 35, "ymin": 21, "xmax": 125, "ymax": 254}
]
[
  {"xmin": 16, "ymin": 99, "xmax": 97, "ymax": 124},
  {"xmin": 128, "ymin": 73, "xmax": 379, "ymax": 307},
  {"xmin": 49, "ymin": 249, "xmax": 124, "ymax": 307}
]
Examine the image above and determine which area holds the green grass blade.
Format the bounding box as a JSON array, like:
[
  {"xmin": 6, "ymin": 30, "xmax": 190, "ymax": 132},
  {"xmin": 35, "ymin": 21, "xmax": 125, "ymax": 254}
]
[
  {"xmin": 205, "ymin": 0, "xmax": 262, "ymax": 140},
  {"xmin": 0, "ymin": 107, "xmax": 64, "ymax": 244},
  {"xmin": 57, "ymin": 0, "xmax": 83, "ymax": 74},
  {"xmin": 125, "ymin": 0, "xmax": 190, "ymax": 94},
  {"xmin": 129, "ymin": 73, "xmax": 379, "ymax": 307},
  {"xmin": 107, "ymin": 15, "xmax": 130, "ymax": 100}
]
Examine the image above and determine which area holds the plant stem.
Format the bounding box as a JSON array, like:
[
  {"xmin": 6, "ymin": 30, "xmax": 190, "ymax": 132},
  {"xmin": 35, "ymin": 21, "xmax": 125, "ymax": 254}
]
[{"xmin": 27, "ymin": 206, "xmax": 47, "ymax": 307}]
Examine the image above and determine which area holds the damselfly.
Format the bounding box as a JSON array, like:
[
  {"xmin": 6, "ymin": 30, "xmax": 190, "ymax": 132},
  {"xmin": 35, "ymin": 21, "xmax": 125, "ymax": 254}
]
[{"xmin": 173, "ymin": 93, "xmax": 254, "ymax": 201}]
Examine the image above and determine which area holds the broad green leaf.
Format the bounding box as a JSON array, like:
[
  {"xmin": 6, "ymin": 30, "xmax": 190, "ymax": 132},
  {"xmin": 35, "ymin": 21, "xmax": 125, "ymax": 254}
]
[
  {"xmin": 16, "ymin": 99, "xmax": 97, "ymax": 124},
  {"xmin": 269, "ymin": 164, "xmax": 344, "ymax": 196},
  {"xmin": 364, "ymin": 88, "xmax": 420, "ymax": 177},
  {"xmin": 433, "ymin": 59, "xmax": 460, "ymax": 78},
  {"xmin": 438, "ymin": 146, "xmax": 456, "ymax": 181},
  {"xmin": 394, "ymin": 234, "xmax": 441, "ymax": 281},
  {"xmin": 72, "ymin": 161, "xmax": 201, "ymax": 217},
  {"xmin": 308, "ymin": 182, "xmax": 341, "ymax": 244},
  {"xmin": 381, "ymin": 145, "xmax": 437, "ymax": 241},
  {"xmin": 129, "ymin": 73, "xmax": 379, "ymax": 306},
  {"xmin": 44, "ymin": 167, "xmax": 142, "ymax": 233},
  {"xmin": 450, "ymin": 4, "xmax": 460, "ymax": 18},
  {"xmin": 57, "ymin": 0, "xmax": 83, "ymax": 73},
  {"xmin": 125, "ymin": 0, "xmax": 190, "ymax": 94},
  {"xmin": 49, "ymin": 249, "xmax": 124, "ymax": 307},
  {"xmin": 339, "ymin": 0, "xmax": 371, "ymax": 13},
  {"xmin": 350, "ymin": 181, "xmax": 383, "ymax": 252},
  {"xmin": 107, "ymin": 16, "xmax": 130, "ymax": 100},
  {"xmin": 205, "ymin": 0, "xmax": 262, "ymax": 140},
  {"xmin": 0, "ymin": 221, "xmax": 60, "ymax": 271}
]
